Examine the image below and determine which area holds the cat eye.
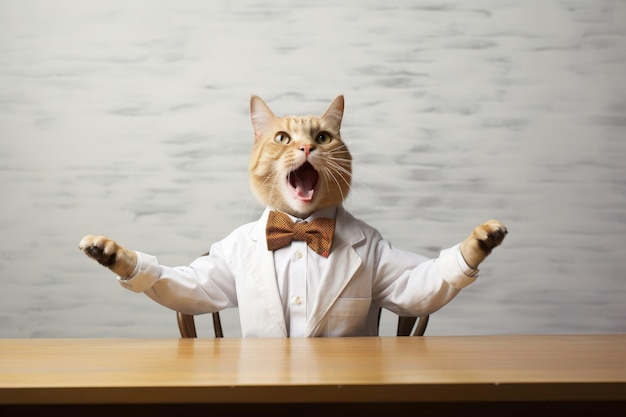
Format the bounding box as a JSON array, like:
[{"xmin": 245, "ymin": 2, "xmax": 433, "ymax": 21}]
[
  {"xmin": 274, "ymin": 132, "xmax": 291, "ymax": 144},
  {"xmin": 315, "ymin": 132, "xmax": 332, "ymax": 145}
]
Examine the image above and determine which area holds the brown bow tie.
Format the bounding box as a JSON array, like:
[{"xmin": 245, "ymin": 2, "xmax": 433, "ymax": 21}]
[{"xmin": 266, "ymin": 211, "xmax": 336, "ymax": 258}]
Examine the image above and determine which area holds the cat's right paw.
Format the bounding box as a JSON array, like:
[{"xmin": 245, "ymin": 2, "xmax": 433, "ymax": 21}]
[
  {"xmin": 459, "ymin": 220, "xmax": 508, "ymax": 270},
  {"xmin": 79, "ymin": 235, "xmax": 137, "ymax": 278}
]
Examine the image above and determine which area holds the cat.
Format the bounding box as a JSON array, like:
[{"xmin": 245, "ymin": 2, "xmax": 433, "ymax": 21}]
[{"xmin": 79, "ymin": 95, "xmax": 507, "ymax": 337}]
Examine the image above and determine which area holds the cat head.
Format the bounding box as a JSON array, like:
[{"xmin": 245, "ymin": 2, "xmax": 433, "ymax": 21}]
[{"xmin": 248, "ymin": 95, "xmax": 352, "ymax": 219}]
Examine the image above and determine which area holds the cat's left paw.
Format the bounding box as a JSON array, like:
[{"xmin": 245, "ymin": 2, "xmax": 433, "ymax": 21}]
[
  {"xmin": 474, "ymin": 220, "xmax": 508, "ymax": 253},
  {"xmin": 460, "ymin": 220, "xmax": 508, "ymax": 269}
]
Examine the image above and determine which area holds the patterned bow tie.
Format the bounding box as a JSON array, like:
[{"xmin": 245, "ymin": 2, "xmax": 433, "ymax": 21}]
[{"xmin": 266, "ymin": 211, "xmax": 336, "ymax": 258}]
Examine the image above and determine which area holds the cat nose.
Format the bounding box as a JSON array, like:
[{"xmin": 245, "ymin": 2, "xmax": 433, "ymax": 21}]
[{"xmin": 299, "ymin": 145, "xmax": 314, "ymax": 156}]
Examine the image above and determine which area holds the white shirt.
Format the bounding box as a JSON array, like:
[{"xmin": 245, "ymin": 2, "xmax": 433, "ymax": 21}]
[{"xmin": 272, "ymin": 206, "xmax": 336, "ymax": 337}]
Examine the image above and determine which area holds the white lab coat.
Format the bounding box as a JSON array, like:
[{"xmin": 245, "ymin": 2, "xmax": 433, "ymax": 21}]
[{"xmin": 119, "ymin": 206, "xmax": 477, "ymax": 337}]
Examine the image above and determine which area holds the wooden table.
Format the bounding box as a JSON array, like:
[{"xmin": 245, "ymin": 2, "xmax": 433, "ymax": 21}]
[{"xmin": 1, "ymin": 335, "xmax": 625, "ymax": 416}]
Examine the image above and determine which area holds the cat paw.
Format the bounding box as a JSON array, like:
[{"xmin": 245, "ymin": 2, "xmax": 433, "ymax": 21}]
[
  {"xmin": 79, "ymin": 235, "xmax": 120, "ymax": 267},
  {"xmin": 474, "ymin": 220, "xmax": 508, "ymax": 254},
  {"xmin": 79, "ymin": 235, "xmax": 138, "ymax": 278},
  {"xmin": 460, "ymin": 220, "xmax": 508, "ymax": 269}
]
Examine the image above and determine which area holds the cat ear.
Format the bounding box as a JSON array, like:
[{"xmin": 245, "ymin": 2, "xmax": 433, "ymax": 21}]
[
  {"xmin": 250, "ymin": 95, "xmax": 275, "ymax": 142},
  {"xmin": 321, "ymin": 95, "xmax": 344, "ymax": 132}
]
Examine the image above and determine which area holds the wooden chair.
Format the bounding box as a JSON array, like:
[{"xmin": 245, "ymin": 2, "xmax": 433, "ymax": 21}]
[
  {"xmin": 176, "ymin": 248, "xmax": 430, "ymax": 338},
  {"xmin": 177, "ymin": 311, "xmax": 223, "ymax": 338},
  {"xmin": 396, "ymin": 314, "xmax": 430, "ymax": 336},
  {"xmin": 176, "ymin": 311, "xmax": 429, "ymax": 338}
]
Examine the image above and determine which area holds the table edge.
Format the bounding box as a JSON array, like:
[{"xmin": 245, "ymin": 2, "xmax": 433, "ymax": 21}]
[{"xmin": 2, "ymin": 382, "xmax": 626, "ymax": 405}]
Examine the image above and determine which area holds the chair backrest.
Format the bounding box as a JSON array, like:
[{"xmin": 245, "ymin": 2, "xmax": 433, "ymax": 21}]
[
  {"xmin": 176, "ymin": 310, "xmax": 429, "ymax": 338},
  {"xmin": 177, "ymin": 311, "xmax": 223, "ymax": 338},
  {"xmin": 396, "ymin": 315, "xmax": 430, "ymax": 336}
]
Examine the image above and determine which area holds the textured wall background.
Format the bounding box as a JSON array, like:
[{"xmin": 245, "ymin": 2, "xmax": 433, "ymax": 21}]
[{"xmin": 1, "ymin": 0, "xmax": 625, "ymax": 337}]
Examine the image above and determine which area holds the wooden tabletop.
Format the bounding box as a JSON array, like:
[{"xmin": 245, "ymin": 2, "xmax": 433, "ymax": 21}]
[{"xmin": 1, "ymin": 335, "xmax": 625, "ymax": 405}]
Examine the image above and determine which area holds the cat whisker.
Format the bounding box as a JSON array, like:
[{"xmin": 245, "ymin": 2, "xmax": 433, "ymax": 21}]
[
  {"xmin": 335, "ymin": 149, "xmax": 407, "ymax": 190},
  {"xmin": 322, "ymin": 158, "xmax": 389, "ymax": 211},
  {"xmin": 323, "ymin": 155, "xmax": 352, "ymax": 167},
  {"xmin": 319, "ymin": 164, "xmax": 351, "ymax": 203},
  {"xmin": 321, "ymin": 160, "xmax": 352, "ymax": 183},
  {"xmin": 319, "ymin": 151, "xmax": 351, "ymax": 179},
  {"xmin": 255, "ymin": 170, "xmax": 281, "ymax": 207},
  {"xmin": 323, "ymin": 151, "xmax": 352, "ymax": 167},
  {"xmin": 320, "ymin": 158, "xmax": 353, "ymax": 190}
]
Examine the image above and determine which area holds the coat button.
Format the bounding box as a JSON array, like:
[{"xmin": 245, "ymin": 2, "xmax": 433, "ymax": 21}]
[{"xmin": 294, "ymin": 296, "xmax": 303, "ymax": 305}]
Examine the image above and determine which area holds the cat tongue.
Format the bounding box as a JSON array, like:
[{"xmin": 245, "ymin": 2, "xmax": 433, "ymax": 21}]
[{"xmin": 290, "ymin": 163, "xmax": 318, "ymax": 202}]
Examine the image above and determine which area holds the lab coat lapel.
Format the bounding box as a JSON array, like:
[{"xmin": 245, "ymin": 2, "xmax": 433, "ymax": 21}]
[
  {"xmin": 244, "ymin": 209, "xmax": 288, "ymax": 337},
  {"xmin": 305, "ymin": 206, "xmax": 365, "ymax": 337}
]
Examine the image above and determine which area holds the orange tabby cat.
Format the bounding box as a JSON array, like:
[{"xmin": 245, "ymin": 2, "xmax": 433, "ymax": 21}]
[
  {"xmin": 248, "ymin": 95, "xmax": 352, "ymax": 219},
  {"xmin": 79, "ymin": 95, "xmax": 507, "ymax": 337}
]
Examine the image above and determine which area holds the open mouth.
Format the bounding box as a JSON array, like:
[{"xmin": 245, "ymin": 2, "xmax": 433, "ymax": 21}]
[{"xmin": 288, "ymin": 162, "xmax": 318, "ymax": 202}]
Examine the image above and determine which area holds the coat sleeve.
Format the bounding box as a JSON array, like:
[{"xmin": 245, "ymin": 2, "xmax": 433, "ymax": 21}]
[
  {"xmin": 372, "ymin": 237, "xmax": 478, "ymax": 317},
  {"xmin": 115, "ymin": 239, "xmax": 239, "ymax": 315}
]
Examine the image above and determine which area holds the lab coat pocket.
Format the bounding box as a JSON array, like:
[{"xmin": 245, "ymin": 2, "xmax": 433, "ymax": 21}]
[{"xmin": 325, "ymin": 297, "xmax": 371, "ymax": 336}]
